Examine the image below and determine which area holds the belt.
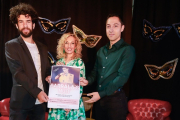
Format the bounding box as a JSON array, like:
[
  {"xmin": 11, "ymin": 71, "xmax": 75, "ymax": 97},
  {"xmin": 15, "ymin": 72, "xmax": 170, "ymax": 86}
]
[{"xmin": 114, "ymin": 88, "xmax": 121, "ymax": 93}]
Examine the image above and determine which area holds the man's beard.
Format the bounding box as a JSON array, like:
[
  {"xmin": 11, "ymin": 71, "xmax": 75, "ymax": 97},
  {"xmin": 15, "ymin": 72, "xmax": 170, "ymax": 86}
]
[{"xmin": 18, "ymin": 28, "xmax": 33, "ymax": 38}]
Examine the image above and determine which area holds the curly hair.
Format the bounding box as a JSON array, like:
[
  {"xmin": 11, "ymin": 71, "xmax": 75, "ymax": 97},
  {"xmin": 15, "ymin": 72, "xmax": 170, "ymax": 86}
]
[
  {"xmin": 9, "ymin": 3, "xmax": 38, "ymax": 24},
  {"xmin": 57, "ymin": 33, "xmax": 82, "ymax": 59}
]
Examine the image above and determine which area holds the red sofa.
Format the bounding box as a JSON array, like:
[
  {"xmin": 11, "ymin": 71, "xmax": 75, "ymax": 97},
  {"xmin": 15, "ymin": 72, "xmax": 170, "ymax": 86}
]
[
  {"xmin": 0, "ymin": 98, "xmax": 48, "ymax": 120},
  {"xmin": 126, "ymin": 99, "xmax": 172, "ymax": 120}
]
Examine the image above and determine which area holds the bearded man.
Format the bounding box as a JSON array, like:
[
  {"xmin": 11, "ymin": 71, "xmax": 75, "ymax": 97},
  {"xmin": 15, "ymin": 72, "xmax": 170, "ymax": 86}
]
[{"xmin": 5, "ymin": 3, "xmax": 51, "ymax": 120}]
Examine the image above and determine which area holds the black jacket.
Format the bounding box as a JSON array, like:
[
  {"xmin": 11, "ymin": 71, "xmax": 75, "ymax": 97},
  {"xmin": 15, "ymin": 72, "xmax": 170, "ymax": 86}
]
[{"xmin": 5, "ymin": 36, "xmax": 50, "ymax": 109}]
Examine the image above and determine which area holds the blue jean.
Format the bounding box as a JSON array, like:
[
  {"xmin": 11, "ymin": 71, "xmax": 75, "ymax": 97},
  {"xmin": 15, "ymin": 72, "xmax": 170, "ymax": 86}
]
[{"xmin": 95, "ymin": 89, "xmax": 128, "ymax": 120}]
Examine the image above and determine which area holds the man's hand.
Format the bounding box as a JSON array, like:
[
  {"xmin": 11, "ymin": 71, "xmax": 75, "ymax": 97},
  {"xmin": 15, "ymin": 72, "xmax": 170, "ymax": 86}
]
[
  {"xmin": 37, "ymin": 91, "xmax": 49, "ymax": 103},
  {"xmin": 45, "ymin": 76, "xmax": 51, "ymax": 83},
  {"xmin": 79, "ymin": 77, "xmax": 88, "ymax": 86},
  {"xmin": 85, "ymin": 92, "xmax": 100, "ymax": 103}
]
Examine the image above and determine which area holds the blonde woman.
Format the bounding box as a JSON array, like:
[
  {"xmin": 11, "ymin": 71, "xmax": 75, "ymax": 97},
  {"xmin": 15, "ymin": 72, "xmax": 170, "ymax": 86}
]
[{"xmin": 46, "ymin": 33, "xmax": 86, "ymax": 120}]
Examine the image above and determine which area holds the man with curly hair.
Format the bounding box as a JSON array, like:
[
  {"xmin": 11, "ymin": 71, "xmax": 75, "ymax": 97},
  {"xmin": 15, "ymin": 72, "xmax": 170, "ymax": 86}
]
[{"xmin": 5, "ymin": 3, "xmax": 50, "ymax": 120}]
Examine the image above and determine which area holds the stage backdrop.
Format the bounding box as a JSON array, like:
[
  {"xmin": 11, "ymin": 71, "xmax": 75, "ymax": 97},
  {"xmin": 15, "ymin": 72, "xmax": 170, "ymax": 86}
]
[
  {"xmin": 0, "ymin": 0, "xmax": 133, "ymax": 118},
  {"xmin": 130, "ymin": 0, "xmax": 180, "ymax": 119}
]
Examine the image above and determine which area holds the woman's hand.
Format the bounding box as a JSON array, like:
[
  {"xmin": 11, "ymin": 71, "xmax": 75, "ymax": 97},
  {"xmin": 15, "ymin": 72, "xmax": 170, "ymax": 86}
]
[
  {"xmin": 56, "ymin": 61, "xmax": 64, "ymax": 65},
  {"xmin": 45, "ymin": 76, "xmax": 51, "ymax": 83},
  {"xmin": 64, "ymin": 109, "xmax": 71, "ymax": 116},
  {"xmin": 79, "ymin": 77, "xmax": 88, "ymax": 86}
]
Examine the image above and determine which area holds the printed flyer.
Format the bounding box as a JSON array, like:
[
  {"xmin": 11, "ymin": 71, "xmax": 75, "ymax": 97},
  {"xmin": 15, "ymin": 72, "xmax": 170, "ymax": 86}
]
[{"xmin": 48, "ymin": 65, "xmax": 80, "ymax": 109}]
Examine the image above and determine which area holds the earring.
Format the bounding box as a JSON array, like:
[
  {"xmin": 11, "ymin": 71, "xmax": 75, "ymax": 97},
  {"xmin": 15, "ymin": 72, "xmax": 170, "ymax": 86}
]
[
  {"xmin": 74, "ymin": 49, "xmax": 77, "ymax": 53},
  {"xmin": 63, "ymin": 49, "xmax": 65, "ymax": 53}
]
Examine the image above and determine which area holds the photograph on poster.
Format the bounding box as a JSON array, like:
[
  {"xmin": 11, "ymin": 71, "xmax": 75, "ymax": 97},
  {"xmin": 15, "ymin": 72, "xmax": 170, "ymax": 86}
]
[{"xmin": 48, "ymin": 65, "xmax": 80, "ymax": 109}]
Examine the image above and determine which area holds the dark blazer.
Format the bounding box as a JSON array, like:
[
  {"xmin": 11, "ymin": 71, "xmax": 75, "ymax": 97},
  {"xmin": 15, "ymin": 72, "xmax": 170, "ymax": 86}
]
[{"xmin": 5, "ymin": 36, "xmax": 51, "ymax": 110}]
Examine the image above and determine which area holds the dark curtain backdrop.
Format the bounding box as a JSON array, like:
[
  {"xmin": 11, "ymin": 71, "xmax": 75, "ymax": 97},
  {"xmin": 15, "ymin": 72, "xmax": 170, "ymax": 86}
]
[
  {"xmin": 130, "ymin": 0, "xmax": 180, "ymax": 119},
  {"xmin": 0, "ymin": 0, "xmax": 132, "ymax": 118}
]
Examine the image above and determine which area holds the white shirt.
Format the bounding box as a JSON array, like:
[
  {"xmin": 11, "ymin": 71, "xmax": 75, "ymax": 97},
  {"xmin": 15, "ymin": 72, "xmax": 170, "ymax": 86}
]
[{"xmin": 24, "ymin": 41, "xmax": 43, "ymax": 104}]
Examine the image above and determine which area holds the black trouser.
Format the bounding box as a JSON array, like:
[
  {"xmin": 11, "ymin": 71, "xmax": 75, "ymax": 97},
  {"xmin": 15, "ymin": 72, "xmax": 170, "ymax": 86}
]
[
  {"xmin": 10, "ymin": 103, "xmax": 46, "ymax": 120},
  {"xmin": 95, "ymin": 90, "xmax": 128, "ymax": 120}
]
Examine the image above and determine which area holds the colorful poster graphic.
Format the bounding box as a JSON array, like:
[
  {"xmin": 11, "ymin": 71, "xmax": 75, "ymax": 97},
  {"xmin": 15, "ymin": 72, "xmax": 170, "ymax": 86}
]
[{"xmin": 48, "ymin": 65, "xmax": 80, "ymax": 109}]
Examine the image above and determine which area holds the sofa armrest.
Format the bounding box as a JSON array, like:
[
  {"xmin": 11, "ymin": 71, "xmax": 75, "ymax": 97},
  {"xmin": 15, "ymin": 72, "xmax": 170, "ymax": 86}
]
[
  {"xmin": 164, "ymin": 117, "xmax": 171, "ymax": 120},
  {"xmin": 126, "ymin": 113, "xmax": 133, "ymax": 120},
  {"xmin": 0, "ymin": 116, "xmax": 9, "ymax": 120}
]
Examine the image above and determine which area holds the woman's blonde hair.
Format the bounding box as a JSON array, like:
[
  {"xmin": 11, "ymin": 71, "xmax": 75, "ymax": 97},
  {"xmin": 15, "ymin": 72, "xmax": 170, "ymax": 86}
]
[{"xmin": 57, "ymin": 32, "xmax": 82, "ymax": 59}]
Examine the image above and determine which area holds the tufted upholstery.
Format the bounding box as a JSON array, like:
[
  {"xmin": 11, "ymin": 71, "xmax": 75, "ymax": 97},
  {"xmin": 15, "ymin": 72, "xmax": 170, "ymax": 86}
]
[
  {"xmin": 0, "ymin": 98, "xmax": 48, "ymax": 120},
  {"xmin": 126, "ymin": 99, "xmax": 171, "ymax": 120}
]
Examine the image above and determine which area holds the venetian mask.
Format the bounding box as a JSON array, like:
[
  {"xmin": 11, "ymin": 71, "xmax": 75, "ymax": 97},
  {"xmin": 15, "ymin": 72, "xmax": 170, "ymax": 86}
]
[
  {"xmin": 48, "ymin": 51, "xmax": 56, "ymax": 64},
  {"xmin": 142, "ymin": 19, "xmax": 172, "ymax": 42},
  {"xmin": 172, "ymin": 22, "xmax": 180, "ymax": 38},
  {"xmin": 72, "ymin": 25, "xmax": 102, "ymax": 48},
  {"xmin": 144, "ymin": 58, "xmax": 178, "ymax": 80},
  {"xmin": 38, "ymin": 17, "xmax": 71, "ymax": 34}
]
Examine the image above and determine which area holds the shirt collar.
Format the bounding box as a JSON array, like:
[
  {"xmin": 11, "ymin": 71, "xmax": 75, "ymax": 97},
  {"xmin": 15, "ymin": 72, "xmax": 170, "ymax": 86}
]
[{"xmin": 105, "ymin": 38, "xmax": 124, "ymax": 50}]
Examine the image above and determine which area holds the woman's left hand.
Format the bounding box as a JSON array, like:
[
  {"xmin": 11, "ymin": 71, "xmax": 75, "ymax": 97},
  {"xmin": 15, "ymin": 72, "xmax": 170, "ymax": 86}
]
[{"xmin": 64, "ymin": 109, "xmax": 71, "ymax": 116}]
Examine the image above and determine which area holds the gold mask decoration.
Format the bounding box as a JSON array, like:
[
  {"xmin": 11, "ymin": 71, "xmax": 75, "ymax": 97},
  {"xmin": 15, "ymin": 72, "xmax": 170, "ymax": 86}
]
[
  {"xmin": 172, "ymin": 23, "xmax": 180, "ymax": 38},
  {"xmin": 142, "ymin": 19, "xmax": 172, "ymax": 42},
  {"xmin": 72, "ymin": 25, "xmax": 102, "ymax": 48},
  {"xmin": 144, "ymin": 58, "xmax": 178, "ymax": 80},
  {"xmin": 38, "ymin": 17, "xmax": 71, "ymax": 34}
]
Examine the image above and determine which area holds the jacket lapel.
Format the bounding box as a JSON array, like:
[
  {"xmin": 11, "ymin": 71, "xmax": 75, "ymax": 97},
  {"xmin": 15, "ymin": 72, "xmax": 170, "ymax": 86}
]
[
  {"xmin": 35, "ymin": 41, "xmax": 47, "ymax": 91},
  {"xmin": 18, "ymin": 36, "xmax": 34, "ymax": 64},
  {"xmin": 35, "ymin": 41, "xmax": 45, "ymax": 75},
  {"xmin": 17, "ymin": 36, "xmax": 37, "ymax": 75}
]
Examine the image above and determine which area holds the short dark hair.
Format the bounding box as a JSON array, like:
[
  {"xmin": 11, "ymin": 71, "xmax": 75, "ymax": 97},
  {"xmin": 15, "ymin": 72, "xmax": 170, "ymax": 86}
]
[
  {"xmin": 106, "ymin": 13, "xmax": 124, "ymax": 25},
  {"xmin": 9, "ymin": 3, "xmax": 38, "ymax": 24}
]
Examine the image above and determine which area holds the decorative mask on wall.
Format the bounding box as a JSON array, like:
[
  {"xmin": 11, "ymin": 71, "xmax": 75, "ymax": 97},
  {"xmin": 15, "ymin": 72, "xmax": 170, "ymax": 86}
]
[
  {"xmin": 144, "ymin": 58, "xmax": 178, "ymax": 80},
  {"xmin": 142, "ymin": 19, "xmax": 172, "ymax": 42},
  {"xmin": 172, "ymin": 23, "xmax": 180, "ymax": 38},
  {"xmin": 48, "ymin": 51, "xmax": 56, "ymax": 64},
  {"xmin": 38, "ymin": 17, "xmax": 71, "ymax": 34},
  {"xmin": 72, "ymin": 25, "xmax": 102, "ymax": 48}
]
